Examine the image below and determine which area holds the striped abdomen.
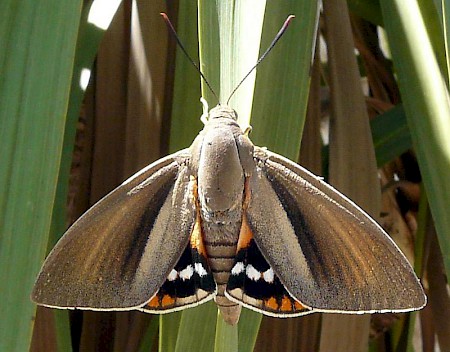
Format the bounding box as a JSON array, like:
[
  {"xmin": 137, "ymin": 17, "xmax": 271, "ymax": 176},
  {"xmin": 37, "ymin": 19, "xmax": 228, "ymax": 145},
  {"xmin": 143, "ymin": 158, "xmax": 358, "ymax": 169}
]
[{"xmin": 202, "ymin": 217, "xmax": 242, "ymax": 325}]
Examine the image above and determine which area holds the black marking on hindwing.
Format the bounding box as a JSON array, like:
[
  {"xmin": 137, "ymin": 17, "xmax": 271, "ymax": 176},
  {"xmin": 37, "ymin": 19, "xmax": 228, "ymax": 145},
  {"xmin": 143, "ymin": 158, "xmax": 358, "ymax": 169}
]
[
  {"xmin": 143, "ymin": 241, "xmax": 215, "ymax": 311},
  {"xmin": 227, "ymin": 239, "xmax": 309, "ymax": 315},
  {"xmin": 228, "ymin": 239, "xmax": 277, "ymax": 299},
  {"xmin": 164, "ymin": 244, "xmax": 215, "ymax": 298}
]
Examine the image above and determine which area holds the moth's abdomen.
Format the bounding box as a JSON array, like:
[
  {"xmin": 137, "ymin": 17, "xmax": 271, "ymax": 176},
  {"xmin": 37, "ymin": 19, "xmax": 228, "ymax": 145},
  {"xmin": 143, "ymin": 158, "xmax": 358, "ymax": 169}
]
[{"xmin": 203, "ymin": 220, "xmax": 242, "ymax": 325}]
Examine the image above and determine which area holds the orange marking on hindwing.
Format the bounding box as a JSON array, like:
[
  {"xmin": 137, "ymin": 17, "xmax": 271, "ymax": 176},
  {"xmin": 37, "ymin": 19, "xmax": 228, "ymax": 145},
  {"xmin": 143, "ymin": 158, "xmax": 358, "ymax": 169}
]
[
  {"xmin": 161, "ymin": 294, "xmax": 175, "ymax": 307},
  {"xmin": 264, "ymin": 297, "xmax": 279, "ymax": 311},
  {"xmin": 294, "ymin": 301, "xmax": 306, "ymax": 310},
  {"xmin": 280, "ymin": 296, "xmax": 293, "ymax": 312},
  {"xmin": 190, "ymin": 218, "xmax": 206, "ymax": 256},
  {"xmin": 147, "ymin": 295, "xmax": 160, "ymax": 308},
  {"xmin": 237, "ymin": 177, "xmax": 254, "ymax": 251},
  {"xmin": 237, "ymin": 214, "xmax": 253, "ymax": 251},
  {"xmin": 265, "ymin": 296, "xmax": 306, "ymax": 313},
  {"xmin": 147, "ymin": 294, "xmax": 177, "ymax": 309},
  {"xmin": 189, "ymin": 177, "xmax": 208, "ymax": 257}
]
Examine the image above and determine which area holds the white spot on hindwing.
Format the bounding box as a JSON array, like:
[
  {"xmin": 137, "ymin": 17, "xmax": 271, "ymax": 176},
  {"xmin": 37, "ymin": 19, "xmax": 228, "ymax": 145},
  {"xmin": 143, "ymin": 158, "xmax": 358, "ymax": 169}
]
[
  {"xmin": 263, "ymin": 268, "xmax": 274, "ymax": 283},
  {"xmin": 232, "ymin": 263, "xmax": 276, "ymax": 283},
  {"xmin": 246, "ymin": 265, "xmax": 261, "ymax": 281},
  {"xmin": 194, "ymin": 263, "xmax": 208, "ymax": 277},
  {"xmin": 179, "ymin": 265, "xmax": 194, "ymax": 280},
  {"xmin": 167, "ymin": 260, "xmax": 276, "ymax": 284},
  {"xmin": 167, "ymin": 269, "xmax": 178, "ymax": 281},
  {"xmin": 231, "ymin": 262, "xmax": 245, "ymax": 275},
  {"xmin": 166, "ymin": 263, "xmax": 208, "ymax": 282}
]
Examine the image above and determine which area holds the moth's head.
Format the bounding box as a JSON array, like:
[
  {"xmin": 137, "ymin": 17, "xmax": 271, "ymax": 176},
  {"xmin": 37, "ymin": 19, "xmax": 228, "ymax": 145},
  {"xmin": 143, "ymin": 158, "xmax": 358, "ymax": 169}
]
[
  {"xmin": 209, "ymin": 104, "xmax": 238, "ymax": 121},
  {"xmin": 199, "ymin": 98, "xmax": 238, "ymax": 125}
]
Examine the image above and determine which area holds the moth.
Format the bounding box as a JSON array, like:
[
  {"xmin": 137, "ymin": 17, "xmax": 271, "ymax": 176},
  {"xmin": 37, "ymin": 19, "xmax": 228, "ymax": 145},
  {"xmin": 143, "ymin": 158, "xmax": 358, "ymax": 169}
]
[{"xmin": 32, "ymin": 16, "xmax": 426, "ymax": 326}]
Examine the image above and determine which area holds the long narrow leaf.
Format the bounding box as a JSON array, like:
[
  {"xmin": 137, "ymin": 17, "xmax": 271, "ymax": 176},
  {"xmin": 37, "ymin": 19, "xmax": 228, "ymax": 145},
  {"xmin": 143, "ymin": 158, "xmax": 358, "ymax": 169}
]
[
  {"xmin": 169, "ymin": 2, "xmax": 318, "ymax": 350},
  {"xmin": 168, "ymin": 2, "xmax": 203, "ymax": 153},
  {"xmin": 199, "ymin": 2, "xmax": 266, "ymax": 350},
  {"xmin": 162, "ymin": 2, "xmax": 206, "ymax": 351},
  {"xmin": 175, "ymin": 302, "xmax": 217, "ymax": 352},
  {"xmin": 380, "ymin": 0, "xmax": 450, "ymax": 278},
  {"xmin": 0, "ymin": 1, "xmax": 83, "ymax": 351},
  {"xmin": 251, "ymin": 1, "xmax": 319, "ymax": 158}
]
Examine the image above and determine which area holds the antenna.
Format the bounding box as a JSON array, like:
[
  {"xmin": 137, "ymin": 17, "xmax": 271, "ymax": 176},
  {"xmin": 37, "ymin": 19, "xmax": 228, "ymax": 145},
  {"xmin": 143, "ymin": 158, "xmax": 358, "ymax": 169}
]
[
  {"xmin": 161, "ymin": 13, "xmax": 295, "ymax": 107},
  {"xmin": 226, "ymin": 15, "xmax": 295, "ymax": 105},
  {"xmin": 160, "ymin": 13, "xmax": 219, "ymax": 103}
]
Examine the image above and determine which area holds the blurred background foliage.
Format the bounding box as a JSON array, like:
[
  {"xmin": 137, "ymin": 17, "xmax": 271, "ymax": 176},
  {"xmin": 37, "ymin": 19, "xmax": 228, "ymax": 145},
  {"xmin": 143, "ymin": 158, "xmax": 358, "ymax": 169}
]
[{"xmin": 1, "ymin": 0, "xmax": 450, "ymax": 351}]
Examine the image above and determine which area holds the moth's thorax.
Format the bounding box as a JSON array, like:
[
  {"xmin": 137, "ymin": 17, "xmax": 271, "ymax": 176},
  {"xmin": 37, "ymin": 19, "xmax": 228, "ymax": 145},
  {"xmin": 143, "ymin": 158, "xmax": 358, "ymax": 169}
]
[{"xmin": 191, "ymin": 112, "xmax": 255, "ymax": 219}]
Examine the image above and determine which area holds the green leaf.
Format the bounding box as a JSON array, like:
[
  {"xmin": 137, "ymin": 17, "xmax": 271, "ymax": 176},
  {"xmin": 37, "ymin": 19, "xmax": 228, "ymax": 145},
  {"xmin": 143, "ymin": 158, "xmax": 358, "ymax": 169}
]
[
  {"xmin": 175, "ymin": 302, "xmax": 217, "ymax": 352},
  {"xmin": 237, "ymin": 309, "xmax": 262, "ymax": 352},
  {"xmin": 347, "ymin": 0, "xmax": 383, "ymax": 26},
  {"xmin": 371, "ymin": 105, "xmax": 412, "ymax": 166},
  {"xmin": 161, "ymin": 3, "xmax": 203, "ymax": 351},
  {"xmin": 380, "ymin": 0, "xmax": 450, "ymax": 279},
  {"xmin": 0, "ymin": 1, "xmax": 83, "ymax": 351},
  {"xmin": 168, "ymin": 1, "xmax": 318, "ymax": 350},
  {"xmin": 417, "ymin": 0, "xmax": 447, "ymax": 77},
  {"xmin": 169, "ymin": 1, "xmax": 202, "ymax": 153},
  {"xmin": 49, "ymin": 2, "xmax": 123, "ymax": 350},
  {"xmin": 215, "ymin": 313, "xmax": 238, "ymax": 352},
  {"xmin": 251, "ymin": 1, "xmax": 319, "ymax": 159},
  {"xmin": 444, "ymin": 0, "xmax": 450, "ymax": 83},
  {"xmin": 138, "ymin": 316, "xmax": 159, "ymax": 352},
  {"xmin": 53, "ymin": 311, "xmax": 72, "ymax": 352}
]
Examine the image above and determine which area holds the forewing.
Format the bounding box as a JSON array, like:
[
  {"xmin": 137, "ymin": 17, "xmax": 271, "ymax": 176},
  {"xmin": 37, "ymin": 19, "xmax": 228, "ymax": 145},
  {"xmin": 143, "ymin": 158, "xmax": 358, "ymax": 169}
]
[
  {"xmin": 32, "ymin": 150, "xmax": 197, "ymax": 310},
  {"xmin": 246, "ymin": 147, "xmax": 426, "ymax": 313}
]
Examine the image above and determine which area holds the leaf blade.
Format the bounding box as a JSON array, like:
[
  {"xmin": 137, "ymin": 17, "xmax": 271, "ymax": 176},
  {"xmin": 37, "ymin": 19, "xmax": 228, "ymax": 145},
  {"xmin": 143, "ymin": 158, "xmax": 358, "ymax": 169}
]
[{"xmin": 0, "ymin": 1, "xmax": 83, "ymax": 351}]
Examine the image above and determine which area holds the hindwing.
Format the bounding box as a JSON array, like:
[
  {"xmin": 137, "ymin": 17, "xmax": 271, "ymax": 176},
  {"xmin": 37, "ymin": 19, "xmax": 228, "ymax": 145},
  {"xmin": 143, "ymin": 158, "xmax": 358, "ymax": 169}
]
[
  {"xmin": 143, "ymin": 204, "xmax": 216, "ymax": 312},
  {"xmin": 226, "ymin": 221, "xmax": 311, "ymax": 316}
]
